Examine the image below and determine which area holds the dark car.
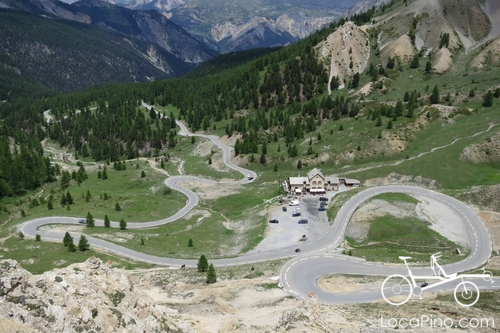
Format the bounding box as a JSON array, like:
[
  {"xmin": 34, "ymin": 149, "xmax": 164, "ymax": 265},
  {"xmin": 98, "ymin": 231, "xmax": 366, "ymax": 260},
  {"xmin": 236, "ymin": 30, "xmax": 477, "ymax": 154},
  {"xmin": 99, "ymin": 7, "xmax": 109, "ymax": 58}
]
[
  {"xmin": 282, "ymin": 206, "xmax": 287, "ymax": 212},
  {"xmin": 319, "ymin": 197, "xmax": 328, "ymax": 202},
  {"xmin": 320, "ymin": 201, "xmax": 328, "ymax": 207},
  {"xmin": 269, "ymin": 219, "xmax": 279, "ymax": 224},
  {"xmin": 318, "ymin": 207, "xmax": 326, "ymax": 211},
  {"xmin": 298, "ymin": 219, "xmax": 308, "ymax": 224},
  {"xmin": 78, "ymin": 219, "xmax": 86, "ymax": 224},
  {"xmin": 295, "ymin": 248, "xmax": 301, "ymax": 253},
  {"xmin": 292, "ymin": 211, "xmax": 301, "ymax": 217}
]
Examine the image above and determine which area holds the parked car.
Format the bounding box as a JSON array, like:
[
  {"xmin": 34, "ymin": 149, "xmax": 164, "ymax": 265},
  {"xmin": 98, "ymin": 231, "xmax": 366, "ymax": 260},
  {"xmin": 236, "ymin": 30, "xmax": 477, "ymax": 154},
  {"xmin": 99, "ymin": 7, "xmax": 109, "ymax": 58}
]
[
  {"xmin": 319, "ymin": 197, "xmax": 328, "ymax": 202},
  {"xmin": 318, "ymin": 207, "xmax": 326, "ymax": 211},
  {"xmin": 78, "ymin": 219, "xmax": 86, "ymax": 224},
  {"xmin": 247, "ymin": 174, "xmax": 254, "ymax": 180},
  {"xmin": 293, "ymin": 208, "xmax": 301, "ymax": 212},
  {"xmin": 292, "ymin": 212, "xmax": 301, "ymax": 217},
  {"xmin": 320, "ymin": 201, "xmax": 328, "ymax": 207},
  {"xmin": 295, "ymin": 248, "xmax": 301, "ymax": 253},
  {"xmin": 289, "ymin": 200, "xmax": 299, "ymax": 206},
  {"xmin": 298, "ymin": 219, "xmax": 308, "ymax": 224},
  {"xmin": 282, "ymin": 207, "xmax": 287, "ymax": 212},
  {"xmin": 269, "ymin": 219, "xmax": 279, "ymax": 224}
]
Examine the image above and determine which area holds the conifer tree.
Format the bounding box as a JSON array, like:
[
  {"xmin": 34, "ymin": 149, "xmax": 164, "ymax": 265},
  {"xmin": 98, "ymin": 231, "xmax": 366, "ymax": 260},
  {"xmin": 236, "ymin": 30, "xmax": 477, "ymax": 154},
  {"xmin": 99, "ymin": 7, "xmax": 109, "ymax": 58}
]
[
  {"xmin": 197, "ymin": 254, "xmax": 209, "ymax": 272},
  {"xmin": 78, "ymin": 235, "xmax": 89, "ymax": 251},
  {"xmin": 119, "ymin": 218, "xmax": 127, "ymax": 230},
  {"xmin": 104, "ymin": 214, "xmax": 110, "ymax": 228},
  {"xmin": 86, "ymin": 212, "xmax": 94, "ymax": 227},
  {"xmin": 68, "ymin": 241, "xmax": 76, "ymax": 252},
  {"xmin": 63, "ymin": 232, "xmax": 73, "ymax": 246},
  {"xmin": 206, "ymin": 263, "xmax": 217, "ymax": 284},
  {"xmin": 66, "ymin": 191, "xmax": 74, "ymax": 205},
  {"xmin": 102, "ymin": 166, "xmax": 108, "ymax": 180}
]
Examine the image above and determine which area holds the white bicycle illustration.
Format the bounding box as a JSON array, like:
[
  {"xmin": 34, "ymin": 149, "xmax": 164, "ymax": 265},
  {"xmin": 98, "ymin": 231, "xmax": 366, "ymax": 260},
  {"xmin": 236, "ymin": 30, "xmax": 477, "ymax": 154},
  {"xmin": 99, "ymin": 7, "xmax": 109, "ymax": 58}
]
[{"xmin": 381, "ymin": 252, "xmax": 494, "ymax": 307}]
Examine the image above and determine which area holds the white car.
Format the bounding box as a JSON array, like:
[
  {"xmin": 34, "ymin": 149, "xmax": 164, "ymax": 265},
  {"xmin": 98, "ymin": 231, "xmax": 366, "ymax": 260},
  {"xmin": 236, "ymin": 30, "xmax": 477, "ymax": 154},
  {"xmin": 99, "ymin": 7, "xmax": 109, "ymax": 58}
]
[{"xmin": 289, "ymin": 200, "xmax": 299, "ymax": 206}]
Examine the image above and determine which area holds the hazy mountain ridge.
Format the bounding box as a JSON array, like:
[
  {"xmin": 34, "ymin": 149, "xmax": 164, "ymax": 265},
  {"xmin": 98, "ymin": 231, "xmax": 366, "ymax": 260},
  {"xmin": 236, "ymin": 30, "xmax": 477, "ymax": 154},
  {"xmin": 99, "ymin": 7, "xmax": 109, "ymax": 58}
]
[
  {"xmin": 73, "ymin": 0, "xmax": 372, "ymax": 52},
  {"xmin": 0, "ymin": 8, "xmax": 192, "ymax": 92},
  {"xmin": 0, "ymin": 0, "xmax": 218, "ymax": 93}
]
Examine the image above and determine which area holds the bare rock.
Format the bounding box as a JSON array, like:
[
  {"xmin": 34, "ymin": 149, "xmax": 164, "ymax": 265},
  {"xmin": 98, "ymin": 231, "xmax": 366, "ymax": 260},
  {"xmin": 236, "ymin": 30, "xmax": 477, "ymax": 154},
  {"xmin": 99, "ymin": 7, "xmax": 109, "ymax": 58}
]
[{"xmin": 0, "ymin": 258, "xmax": 197, "ymax": 333}]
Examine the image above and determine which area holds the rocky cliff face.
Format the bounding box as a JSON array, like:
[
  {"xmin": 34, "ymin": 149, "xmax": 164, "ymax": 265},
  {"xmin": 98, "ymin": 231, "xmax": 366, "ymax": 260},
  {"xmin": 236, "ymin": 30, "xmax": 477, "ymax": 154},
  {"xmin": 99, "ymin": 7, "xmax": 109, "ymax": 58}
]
[
  {"xmin": 316, "ymin": 21, "xmax": 370, "ymax": 90},
  {"xmin": 0, "ymin": 257, "xmax": 195, "ymax": 333}
]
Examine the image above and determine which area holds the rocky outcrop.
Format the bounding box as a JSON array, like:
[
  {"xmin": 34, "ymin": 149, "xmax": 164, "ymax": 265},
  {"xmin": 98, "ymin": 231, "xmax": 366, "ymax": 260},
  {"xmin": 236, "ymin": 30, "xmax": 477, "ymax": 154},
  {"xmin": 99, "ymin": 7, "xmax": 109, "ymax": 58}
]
[
  {"xmin": 0, "ymin": 257, "xmax": 196, "ymax": 333},
  {"xmin": 316, "ymin": 21, "xmax": 370, "ymax": 90},
  {"xmin": 470, "ymin": 37, "xmax": 500, "ymax": 68},
  {"xmin": 460, "ymin": 132, "xmax": 500, "ymax": 164}
]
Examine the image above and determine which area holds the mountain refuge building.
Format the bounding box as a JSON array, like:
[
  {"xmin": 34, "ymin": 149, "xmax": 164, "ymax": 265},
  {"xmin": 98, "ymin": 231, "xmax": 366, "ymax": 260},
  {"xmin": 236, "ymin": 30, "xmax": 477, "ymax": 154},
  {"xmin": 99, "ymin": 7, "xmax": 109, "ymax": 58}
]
[{"xmin": 286, "ymin": 168, "xmax": 360, "ymax": 195}]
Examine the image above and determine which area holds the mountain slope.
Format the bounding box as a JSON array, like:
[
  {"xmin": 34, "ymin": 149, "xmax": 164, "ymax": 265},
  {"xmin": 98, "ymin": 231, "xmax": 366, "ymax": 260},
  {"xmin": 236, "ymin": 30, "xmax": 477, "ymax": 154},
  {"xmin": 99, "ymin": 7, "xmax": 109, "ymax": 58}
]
[
  {"xmin": 69, "ymin": 0, "xmax": 218, "ymax": 64},
  {"xmin": 0, "ymin": 9, "xmax": 191, "ymax": 92},
  {"xmin": 0, "ymin": 0, "xmax": 218, "ymax": 64}
]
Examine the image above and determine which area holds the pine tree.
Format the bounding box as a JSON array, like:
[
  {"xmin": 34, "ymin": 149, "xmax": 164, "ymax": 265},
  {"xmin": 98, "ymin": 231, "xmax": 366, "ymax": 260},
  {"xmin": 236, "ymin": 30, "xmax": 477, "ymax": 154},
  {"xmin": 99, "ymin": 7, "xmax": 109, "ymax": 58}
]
[
  {"xmin": 141, "ymin": 170, "xmax": 146, "ymax": 178},
  {"xmin": 68, "ymin": 241, "xmax": 76, "ymax": 252},
  {"xmin": 66, "ymin": 191, "xmax": 74, "ymax": 204},
  {"xmin": 430, "ymin": 85, "xmax": 440, "ymax": 104},
  {"xmin": 119, "ymin": 218, "xmax": 127, "ymax": 230},
  {"xmin": 425, "ymin": 60, "xmax": 432, "ymax": 73},
  {"xmin": 63, "ymin": 232, "xmax": 73, "ymax": 246},
  {"xmin": 78, "ymin": 235, "xmax": 89, "ymax": 251},
  {"xmin": 60, "ymin": 193, "xmax": 67, "ymax": 206},
  {"xmin": 115, "ymin": 202, "xmax": 121, "ymax": 211},
  {"xmin": 259, "ymin": 153, "xmax": 266, "ymax": 164},
  {"xmin": 297, "ymin": 160, "xmax": 302, "ymax": 169},
  {"xmin": 482, "ymin": 90, "xmax": 494, "ymax": 107},
  {"xmin": 188, "ymin": 238, "xmax": 193, "ymax": 247},
  {"xmin": 47, "ymin": 200, "xmax": 53, "ymax": 210},
  {"xmin": 273, "ymin": 163, "xmax": 278, "ymax": 172},
  {"xmin": 102, "ymin": 166, "xmax": 108, "ymax": 180},
  {"xmin": 206, "ymin": 263, "xmax": 217, "ymax": 284},
  {"xmin": 86, "ymin": 212, "xmax": 94, "ymax": 227},
  {"xmin": 197, "ymin": 254, "xmax": 209, "ymax": 272},
  {"xmin": 104, "ymin": 214, "xmax": 110, "ymax": 228}
]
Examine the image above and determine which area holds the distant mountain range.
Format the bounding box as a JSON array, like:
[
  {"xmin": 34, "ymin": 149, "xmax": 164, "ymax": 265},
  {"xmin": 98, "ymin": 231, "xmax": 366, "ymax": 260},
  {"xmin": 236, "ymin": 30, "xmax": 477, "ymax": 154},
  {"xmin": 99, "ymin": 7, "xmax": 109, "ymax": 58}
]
[
  {"xmin": 0, "ymin": 0, "xmax": 217, "ymax": 93},
  {"xmin": 0, "ymin": 0, "xmax": 388, "ymax": 94},
  {"xmin": 56, "ymin": 0, "xmax": 386, "ymax": 53}
]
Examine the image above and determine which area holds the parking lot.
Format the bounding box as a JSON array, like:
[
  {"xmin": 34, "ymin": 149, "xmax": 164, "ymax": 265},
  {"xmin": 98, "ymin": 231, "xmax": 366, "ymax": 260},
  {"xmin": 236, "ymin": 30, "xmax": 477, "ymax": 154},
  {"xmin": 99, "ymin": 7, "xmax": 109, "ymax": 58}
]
[{"xmin": 247, "ymin": 193, "xmax": 340, "ymax": 254}]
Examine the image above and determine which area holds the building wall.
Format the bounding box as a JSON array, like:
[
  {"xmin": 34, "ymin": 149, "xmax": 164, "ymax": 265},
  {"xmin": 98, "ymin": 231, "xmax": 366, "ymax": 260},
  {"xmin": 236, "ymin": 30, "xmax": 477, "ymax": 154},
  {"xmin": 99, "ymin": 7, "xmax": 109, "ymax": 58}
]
[{"xmin": 310, "ymin": 175, "xmax": 324, "ymax": 189}]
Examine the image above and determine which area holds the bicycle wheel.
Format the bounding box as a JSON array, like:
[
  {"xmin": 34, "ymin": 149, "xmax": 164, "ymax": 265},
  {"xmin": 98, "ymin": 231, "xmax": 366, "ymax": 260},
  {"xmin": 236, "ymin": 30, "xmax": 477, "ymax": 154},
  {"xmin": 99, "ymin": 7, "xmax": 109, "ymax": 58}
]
[
  {"xmin": 454, "ymin": 281, "xmax": 480, "ymax": 307},
  {"xmin": 381, "ymin": 274, "xmax": 412, "ymax": 305}
]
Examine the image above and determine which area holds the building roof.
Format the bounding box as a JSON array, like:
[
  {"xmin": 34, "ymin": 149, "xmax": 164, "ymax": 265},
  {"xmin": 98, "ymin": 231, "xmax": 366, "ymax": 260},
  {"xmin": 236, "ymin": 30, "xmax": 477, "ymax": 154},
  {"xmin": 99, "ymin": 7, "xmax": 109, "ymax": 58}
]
[
  {"xmin": 344, "ymin": 178, "xmax": 360, "ymax": 185},
  {"xmin": 307, "ymin": 168, "xmax": 324, "ymax": 180},
  {"xmin": 325, "ymin": 176, "xmax": 339, "ymax": 184},
  {"xmin": 289, "ymin": 177, "xmax": 309, "ymax": 185}
]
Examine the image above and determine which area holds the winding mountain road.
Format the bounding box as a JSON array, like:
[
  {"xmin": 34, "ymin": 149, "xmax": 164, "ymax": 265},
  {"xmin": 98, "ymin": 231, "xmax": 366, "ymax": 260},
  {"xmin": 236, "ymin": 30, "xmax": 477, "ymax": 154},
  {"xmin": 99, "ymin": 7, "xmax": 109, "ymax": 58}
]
[{"xmin": 21, "ymin": 110, "xmax": 496, "ymax": 305}]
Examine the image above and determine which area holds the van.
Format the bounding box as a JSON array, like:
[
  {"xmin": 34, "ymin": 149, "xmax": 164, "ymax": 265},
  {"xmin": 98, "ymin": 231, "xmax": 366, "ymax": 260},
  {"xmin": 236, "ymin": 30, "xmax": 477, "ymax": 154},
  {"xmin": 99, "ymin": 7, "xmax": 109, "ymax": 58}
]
[{"xmin": 289, "ymin": 200, "xmax": 299, "ymax": 206}]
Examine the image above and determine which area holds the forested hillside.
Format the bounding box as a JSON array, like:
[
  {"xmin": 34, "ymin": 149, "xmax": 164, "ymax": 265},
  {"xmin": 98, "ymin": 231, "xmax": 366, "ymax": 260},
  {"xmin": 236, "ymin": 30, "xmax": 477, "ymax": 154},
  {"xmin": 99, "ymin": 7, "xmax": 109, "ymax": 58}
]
[
  {"xmin": 0, "ymin": 125, "xmax": 56, "ymax": 199},
  {"xmin": 1, "ymin": 0, "xmax": 499, "ymax": 201}
]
